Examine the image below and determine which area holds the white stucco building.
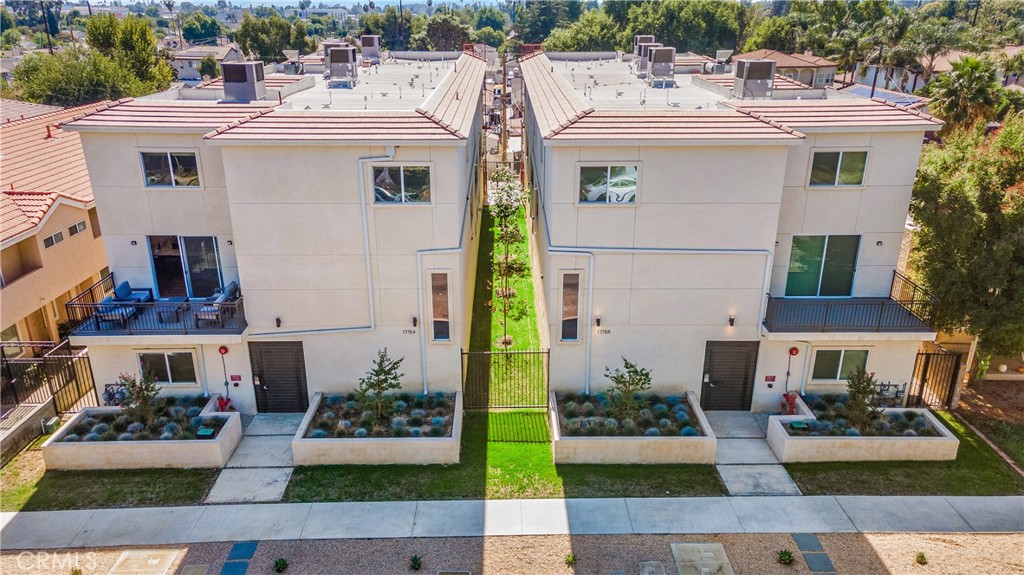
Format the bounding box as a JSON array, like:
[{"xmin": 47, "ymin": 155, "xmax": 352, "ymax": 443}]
[
  {"xmin": 520, "ymin": 51, "xmax": 941, "ymax": 412},
  {"xmin": 63, "ymin": 54, "xmax": 486, "ymax": 414}
]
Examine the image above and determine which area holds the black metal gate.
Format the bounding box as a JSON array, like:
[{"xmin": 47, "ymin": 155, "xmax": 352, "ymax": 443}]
[
  {"xmin": 1, "ymin": 341, "xmax": 97, "ymax": 413},
  {"xmin": 908, "ymin": 351, "xmax": 961, "ymax": 408},
  {"xmin": 461, "ymin": 349, "xmax": 548, "ymax": 409}
]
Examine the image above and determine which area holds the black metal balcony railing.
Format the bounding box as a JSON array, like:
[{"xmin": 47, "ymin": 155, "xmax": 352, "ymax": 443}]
[
  {"xmin": 65, "ymin": 274, "xmax": 247, "ymax": 336},
  {"xmin": 763, "ymin": 271, "xmax": 935, "ymax": 333}
]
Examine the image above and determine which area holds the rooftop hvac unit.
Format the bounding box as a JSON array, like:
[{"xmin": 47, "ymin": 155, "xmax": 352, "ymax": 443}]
[
  {"xmin": 221, "ymin": 61, "xmax": 266, "ymax": 101},
  {"xmin": 733, "ymin": 58, "xmax": 775, "ymax": 99},
  {"xmin": 715, "ymin": 49, "xmax": 734, "ymax": 64},
  {"xmin": 361, "ymin": 35, "xmax": 381, "ymax": 63},
  {"xmin": 648, "ymin": 47, "xmax": 676, "ymax": 87},
  {"xmin": 633, "ymin": 35, "xmax": 655, "ymax": 57},
  {"xmin": 636, "ymin": 42, "xmax": 662, "ymax": 75},
  {"xmin": 328, "ymin": 46, "xmax": 359, "ymax": 86},
  {"xmin": 322, "ymin": 41, "xmax": 346, "ymax": 60}
]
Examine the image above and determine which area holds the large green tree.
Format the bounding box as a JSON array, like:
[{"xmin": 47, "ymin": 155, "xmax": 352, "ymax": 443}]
[
  {"xmin": 544, "ymin": 10, "xmax": 619, "ymax": 52},
  {"xmin": 181, "ymin": 11, "xmax": 222, "ymax": 43},
  {"xmin": 424, "ymin": 11, "xmax": 469, "ymax": 51},
  {"xmin": 5, "ymin": 48, "xmax": 149, "ymax": 105},
  {"xmin": 910, "ymin": 113, "xmax": 1024, "ymax": 357},
  {"xmin": 517, "ymin": 0, "xmax": 570, "ymax": 44},
  {"xmin": 930, "ymin": 56, "xmax": 1001, "ymax": 130},
  {"xmin": 235, "ymin": 14, "xmax": 314, "ymax": 62}
]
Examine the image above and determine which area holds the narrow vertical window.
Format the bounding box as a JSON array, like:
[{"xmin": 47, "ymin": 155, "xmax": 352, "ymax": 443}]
[
  {"xmin": 431, "ymin": 272, "xmax": 450, "ymax": 341},
  {"xmin": 561, "ymin": 272, "xmax": 580, "ymax": 342}
]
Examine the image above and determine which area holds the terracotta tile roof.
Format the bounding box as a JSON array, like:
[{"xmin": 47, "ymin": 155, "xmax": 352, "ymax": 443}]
[
  {"xmin": 206, "ymin": 54, "xmax": 486, "ymax": 143},
  {"xmin": 700, "ymin": 73, "xmax": 813, "ymax": 90},
  {"xmin": 204, "ymin": 110, "xmax": 464, "ymax": 142},
  {"xmin": 926, "ymin": 44, "xmax": 1023, "ymax": 74},
  {"xmin": 547, "ymin": 109, "xmax": 803, "ymax": 141},
  {"xmin": 0, "ymin": 102, "xmax": 107, "ymax": 204},
  {"xmin": 62, "ymin": 99, "xmax": 278, "ymax": 132},
  {"xmin": 1, "ymin": 99, "xmax": 63, "ymax": 123},
  {"xmin": 174, "ymin": 44, "xmax": 239, "ymax": 61},
  {"xmin": 723, "ymin": 98, "xmax": 942, "ymax": 130},
  {"xmin": 195, "ymin": 74, "xmax": 307, "ymax": 90},
  {"xmin": 675, "ymin": 53, "xmax": 714, "ymax": 66},
  {"xmin": 732, "ymin": 49, "xmax": 836, "ymax": 68},
  {"xmin": 519, "ymin": 53, "xmax": 593, "ymax": 137},
  {"xmin": 1, "ymin": 190, "xmax": 87, "ymax": 242}
]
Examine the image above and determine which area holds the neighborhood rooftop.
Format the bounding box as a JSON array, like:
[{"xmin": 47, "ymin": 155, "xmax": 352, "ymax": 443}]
[
  {"xmin": 1, "ymin": 190, "xmax": 89, "ymax": 242},
  {"xmin": 723, "ymin": 99, "xmax": 942, "ymax": 129},
  {"xmin": 62, "ymin": 99, "xmax": 277, "ymax": 132}
]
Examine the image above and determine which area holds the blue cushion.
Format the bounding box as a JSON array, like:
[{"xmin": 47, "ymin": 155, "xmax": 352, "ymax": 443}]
[{"xmin": 114, "ymin": 282, "xmax": 131, "ymax": 299}]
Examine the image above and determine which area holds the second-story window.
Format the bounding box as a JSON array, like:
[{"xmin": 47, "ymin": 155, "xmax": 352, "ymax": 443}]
[
  {"xmin": 43, "ymin": 231, "xmax": 64, "ymax": 248},
  {"xmin": 373, "ymin": 166, "xmax": 431, "ymax": 203},
  {"xmin": 68, "ymin": 220, "xmax": 87, "ymax": 236},
  {"xmin": 809, "ymin": 151, "xmax": 867, "ymax": 187},
  {"xmin": 579, "ymin": 165, "xmax": 638, "ymax": 204},
  {"xmin": 141, "ymin": 152, "xmax": 200, "ymax": 188}
]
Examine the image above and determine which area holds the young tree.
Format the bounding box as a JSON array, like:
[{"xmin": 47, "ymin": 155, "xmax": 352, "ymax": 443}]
[
  {"xmin": 356, "ymin": 348, "xmax": 405, "ymax": 424},
  {"xmin": 929, "ymin": 56, "xmax": 1001, "ymax": 130},
  {"xmin": 118, "ymin": 371, "xmax": 160, "ymax": 426},
  {"xmin": 487, "ymin": 166, "xmax": 528, "ymax": 348},
  {"xmin": 198, "ymin": 54, "xmax": 219, "ymax": 78},
  {"xmin": 911, "ymin": 113, "xmax": 1024, "ymax": 358},
  {"xmin": 604, "ymin": 357, "xmax": 652, "ymax": 421},
  {"xmin": 842, "ymin": 367, "xmax": 880, "ymax": 433}
]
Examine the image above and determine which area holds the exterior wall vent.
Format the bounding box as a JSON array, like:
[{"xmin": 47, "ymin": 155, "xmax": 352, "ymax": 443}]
[
  {"xmin": 361, "ymin": 35, "xmax": 381, "ymax": 63},
  {"xmin": 648, "ymin": 47, "xmax": 676, "ymax": 88},
  {"xmin": 221, "ymin": 61, "xmax": 266, "ymax": 101},
  {"xmin": 733, "ymin": 59, "xmax": 775, "ymax": 99}
]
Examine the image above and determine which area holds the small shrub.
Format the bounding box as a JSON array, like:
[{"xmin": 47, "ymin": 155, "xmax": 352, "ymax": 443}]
[
  {"xmin": 777, "ymin": 549, "xmax": 794, "ymax": 565},
  {"xmin": 564, "ymin": 552, "xmax": 576, "ymax": 566},
  {"xmin": 652, "ymin": 403, "xmax": 669, "ymax": 415},
  {"xmin": 186, "ymin": 406, "xmax": 202, "ymax": 418},
  {"xmin": 563, "ymin": 401, "xmax": 579, "ymax": 417},
  {"xmin": 903, "ymin": 429, "xmax": 918, "ymax": 436},
  {"xmin": 340, "ymin": 420, "xmax": 352, "ymax": 429},
  {"xmin": 665, "ymin": 394, "xmax": 682, "ymax": 406},
  {"xmin": 674, "ymin": 412, "xmax": 690, "ymax": 425},
  {"xmin": 658, "ymin": 417, "xmax": 672, "ymax": 428},
  {"xmin": 604, "ymin": 357, "xmax": 653, "ymax": 421},
  {"xmin": 429, "ymin": 425, "xmax": 444, "ymax": 437},
  {"xmin": 325, "ymin": 395, "xmax": 342, "ymax": 406},
  {"xmin": 680, "ymin": 426, "xmax": 699, "ymax": 437},
  {"xmin": 409, "ymin": 554, "xmax": 422, "ymax": 571},
  {"xmin": 61, "ymin": 434, "xmax": 80, "ymax": 442},
  {"xmin": 354, "ymin": 428, "xmax": 368, "ymax": 438},
  {"xmin": 117, "ymin": 433, "xmax": 134, "ymax": 441},
  {"xmin": 164, "ymin": 422, "xmax": 181, "ymax": 436},
  {"xmin": 563, "ymin": 392, "xmax": 578, "ymax": 403},
  {"xmin": 414, "ymin": 393, "xmax": 428, "ymax": 407},
  {"xmin": 100, "ymin": 430, "xmax": 119, "ymax": 441},
  {"xmin": 409, "ymin": 416, "xmax": 424, "ymax": 427},
  {"xmin": 410, "ymin": 408, "xmax": 427, "ymax": 418},
  {"xmin": 391, "ymin": 416, "xmax": 408, "ymax": 429},
  {"xmin": 315, "ymin": 419, "xmax": 333, "ymax": 431},
  {"xmin": 312, "ymin": 429, "xmax": 329, "ymax": 438},
  {"xmin": 357, "ymin": 348, "xmax": 405, "ymax": 424},
  {"xmin": 178, "ymin": 431, "xmax": 196, "ymax": 440},
  {"xmin": 126, "ymin": 422, "xmax": 145, "ymax": 434},
  {"xmin": 113, "ymin": 415, "xmax": 131, "ymax": 431},
  {"xmin": 83, "ymin": 433, "xmax": 101, "ymax": 442},
  {"xmin": 644, "ymin": 427, "xmax": 660, "ymax": 436},
  {"xmin": 621, "ymin": 418, "xmax": 636, "ymax": 432},
  {"xmin": 360, "ymin": 411, "xmax": 375, "ymax": 426},
  {"xmin": 91, "ymin": 423, "xmax": 110, "ymax": 435},
  {"xmin": 604, "ymin": 418, "xmax": 618, "ymax": 431},
  {"xmin": 190, "ymin": 416, "xmax": 205, "ymax": 429},
  {"xmin": 394, "ymin": 400, "xmax": 408, "ymax": 412},
  {"xmin": 119, "ymin": 372, "xmax": 160, "ymax": 426},
  {"xmin": 410, "ymin": 427, "xmax": 422, "ymax": 437},
  {"xmin": 845, "ymin": 428, "xmax": 860, "ymax": 436},
  {"xmin": 432, "ymin": 415, "xmax": 445, "ymax": 426},
  {"xmin": 323, "ymin": 411, "xmax": 336, "ymax": 421},
  {"xmin": 134, "ymin": 431, "xmax": 153, "ymax": 440},
  {"xmin": 903, "ymin": 410, "xmax": 918, "ymax": 422},
  {"xmin": 581, "ymin": 401, "xmax": 596, "ymax": 416},
  {"xmin": 82, "ymin": 417, "xmax": 97, "ymax": 427},
  {"xmin": 274, "ymin": 557, "xmax": 288, "ymax": 573},
  {"xmin": 345, "ymin": 400, "xmax": 358, "ymax": 410},
  {"xmin": 160, "ymin": 432, "xmax": 175, "ymax": 440},
  {"xmin": 916, "ymin": 552, "xmax": 927, "ymax": 565}
]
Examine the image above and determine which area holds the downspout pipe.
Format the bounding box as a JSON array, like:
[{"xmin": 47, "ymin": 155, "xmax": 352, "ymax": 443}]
[{"xmin": 249, "ymin": 148, "xmax": 394, "ymax": 337}]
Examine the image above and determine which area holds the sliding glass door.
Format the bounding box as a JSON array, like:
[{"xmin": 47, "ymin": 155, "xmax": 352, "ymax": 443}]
[
  {"xmin": 785, "ymin": 235, "xmax": 860, "ymax": 297},
  {"xmin": 149, "ymin": 235, "xmax": 223, "ymax": 298}
]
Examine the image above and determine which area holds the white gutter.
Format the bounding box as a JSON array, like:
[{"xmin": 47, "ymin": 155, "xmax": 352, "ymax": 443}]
[{"xmin": 249, "ymin": 147, "xmax": 394, "ymax": 337}]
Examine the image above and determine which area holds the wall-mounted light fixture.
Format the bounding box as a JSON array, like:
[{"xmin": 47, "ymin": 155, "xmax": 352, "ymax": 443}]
[
  {"xmin": 227, "ymin": 240, "xmax": 233, "ymax": 246},
  {"xmin": 275, "ymin": 317, "xmax": 282, "ymax": 328},
  {"xmin": 412, "ymin": 316, "xmax": 418, "ymax": 328},
  {"xmin": 876, "ymin": 240, "xmax": 883, "ymax": 246},
  {"xmin": 130, "ymin": 240, "xmax": 137, "ymax": 246},
  {"xmin": 596, "ymin": 315, "xmax": 601, "ymax": 327},
  {"xmin": 728, "ymin": 315, "xmax": 736, "ymax": 327}
]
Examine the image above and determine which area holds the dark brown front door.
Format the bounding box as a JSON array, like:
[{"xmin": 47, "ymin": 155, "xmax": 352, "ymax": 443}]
[
  {"xmin": 701, "ymin": 341, "xmax": 760, "ymax": 411},
  {"xmin": 249, "ymin": 341, "xmax": 308, "ymax": 413}
]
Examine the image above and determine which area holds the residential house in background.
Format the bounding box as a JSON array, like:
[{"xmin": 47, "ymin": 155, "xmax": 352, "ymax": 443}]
[
  {"xmin": 1, "ymin": 104, "xmax": 109, "ymax": 352},
  {"xmin": 63, "ymin": 52, "xmax": 487, "ymax": 414},
  {"xmin": 520, "ymin": 49, "xmax": 941, "ymax": 412},
  {"xmin": 172, "ymin": 44, "xmax": 243, "ymax": 82},
  {"xmin": 731, "ymin": 49, "xmax": 837, "ymax": 88}
]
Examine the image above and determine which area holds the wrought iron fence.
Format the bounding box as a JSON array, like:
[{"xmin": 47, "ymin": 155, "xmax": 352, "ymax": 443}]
[
  {"xmin": 1, "ymin": 340, "xmax": 97, "ymax": 413},
  {"xmin": 461, "ymin": 348, "xmax": 549, "ymax": 410}
]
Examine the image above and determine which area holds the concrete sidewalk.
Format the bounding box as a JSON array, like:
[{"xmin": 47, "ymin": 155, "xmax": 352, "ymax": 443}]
[{"xmin": 2, "ymin": 496, "xmax": 1021, "ymax": 549}]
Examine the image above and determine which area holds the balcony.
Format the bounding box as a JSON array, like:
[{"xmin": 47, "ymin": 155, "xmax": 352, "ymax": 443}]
[
  {"xmin": 65, "ymin": 274, "xmax": 247, "ymax": 337},
  {"xmin": 763, "ymin": 271, "xmax": 935, "ymax": 333}
]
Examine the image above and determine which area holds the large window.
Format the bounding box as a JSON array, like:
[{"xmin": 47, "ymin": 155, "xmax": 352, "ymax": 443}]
[
  {"xmin": 373, "ymin": 166, "xmax": 431, "ymax": 203},
  {"xmin": 141, "ymin": 152, "xmax": 200, "ymax": 188},
  {"xmin": 560, "ymin": 272, "xmax": 581, "ymax": 342},
  {"xmin": 1, "ymin": 325, "xmax": 24, "ymax": 359},
  {"xmin": 812, "ymin": 349, "xmax": 868, "ymax": 381},
  {"xmin": 138, "ymin": 351, "xmax": 198, "ymax": 385},
  {"xmin": 579, "ymin": 165, "xmax": 638, "ymax": 204},
  {"xmin": 430, "ymin": 272, "xmax": 451, "ymax": 341},
  {"xmin": 786, "ymin": 235, "xmax": 860, "ymax": 297},
  {"xmin": 809, "ymin": 151, "xmax": 867, "ymax": 186}
]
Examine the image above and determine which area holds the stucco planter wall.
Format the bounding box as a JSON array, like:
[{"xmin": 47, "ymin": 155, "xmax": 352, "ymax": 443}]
[
  {"xmin": 41, "ymin": 395, "xmax": 242, "ymax": 470},
  {"xmin": 550, "ymin": 391, "xmax": 717, "ymax": 464},
  {"xmin": 767, "ymin": 408, "xmax": 959, "ymax": 463},
  {"xmin": 291, "ymin": 392, "xmax": 463, "ymax": 465}
]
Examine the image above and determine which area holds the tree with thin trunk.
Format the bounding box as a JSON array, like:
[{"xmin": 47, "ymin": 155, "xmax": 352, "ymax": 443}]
[{"xmin": 487, "ymin": 166, "xmax": 528, "ymax": 348}]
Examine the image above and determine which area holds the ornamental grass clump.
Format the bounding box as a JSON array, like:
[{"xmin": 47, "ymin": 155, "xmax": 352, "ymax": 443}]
[
  {"xmin": 787, "ymin": 391, "xmax": 941, "ymax": 437},
  {"xmin": 58, "ymin": 392, "xmax": 228, "ymax": 443}
]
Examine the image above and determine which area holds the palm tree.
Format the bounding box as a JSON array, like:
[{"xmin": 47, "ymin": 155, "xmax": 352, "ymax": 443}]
[
  {"xmin": 911, "ymin": 18, "xmax": 966, "ymax": 83},
  {"xmin": 826, "ymin": 23, "xmax": 870, "ymax": 85},
  {"xmin": 868, "ymin": 10, "xmax": 916, "ymax": 96},
  {"xmin": 930, "ymin": 56, "xmax": 1000, "ymax": 130},
  {"xmin": 1000, "ymin": 50, "xmax": 1024, "ymax": 87}
]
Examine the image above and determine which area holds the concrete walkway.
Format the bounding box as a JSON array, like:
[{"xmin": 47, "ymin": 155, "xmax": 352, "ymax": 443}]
[
  {"xmin": 2, "ymin": 496, "xmax": 1020, "ymax": 549},
  {"xmin": 204, "ymin": 414, "xmax": 303, "ymax": 504},
  {"xmin": 705, "ymin": 411, "xmax": 802, "ymax": 496}
]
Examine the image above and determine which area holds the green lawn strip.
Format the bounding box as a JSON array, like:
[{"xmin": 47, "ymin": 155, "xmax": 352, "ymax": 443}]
[
  {"xmin": 1, "ymin": 442, "xmax": 218, "ymax": 512},
  {"xmin": 960, "ymin": 412, "xmax": 1024, "ymax": 469},
  {"xmin": 786, "ymin": 411, "xmax": 1024, "ymax": 496},
  {"xmin": 284, "ymin": 411, "xmax": 724, "ymax": 502}
]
